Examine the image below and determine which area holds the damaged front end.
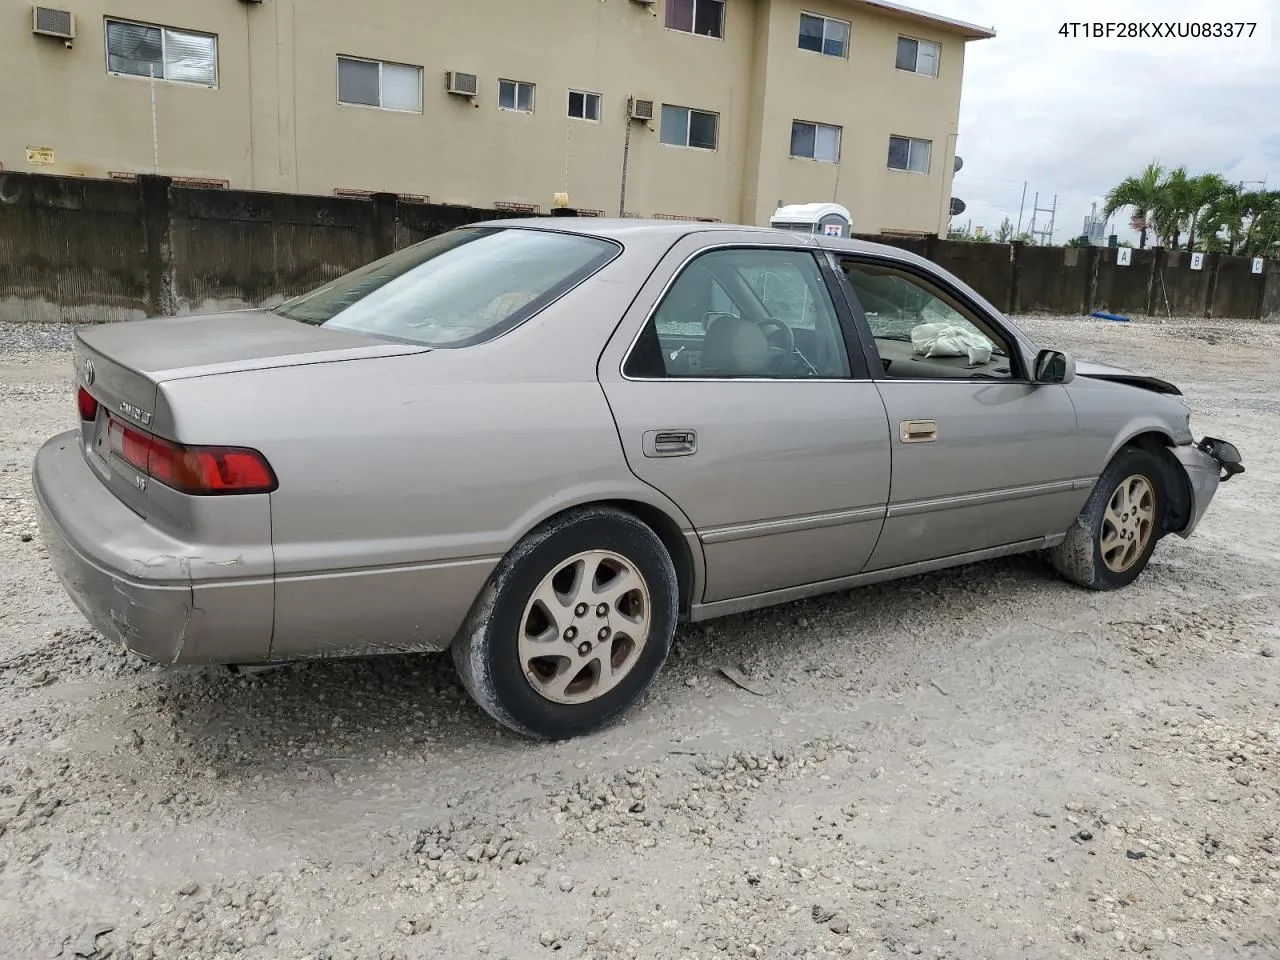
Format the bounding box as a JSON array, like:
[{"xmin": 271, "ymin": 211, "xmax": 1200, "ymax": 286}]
[{"xmin": 1170, "ymin": 436, "xmax": 1244, "ymax": 539}]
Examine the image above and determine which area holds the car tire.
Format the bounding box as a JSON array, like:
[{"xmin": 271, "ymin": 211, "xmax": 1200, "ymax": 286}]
[
  {"xmin": 453, "ymin": 506, "xmax": 679, "ymax": 740},
  {"xmin": 1050, "ymin": 445, "xmax": 1168, "ymax": 591}
]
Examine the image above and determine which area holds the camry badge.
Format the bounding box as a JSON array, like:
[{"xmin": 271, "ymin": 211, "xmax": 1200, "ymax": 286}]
[{"xmin": 118, "ymin": 400, "xmax": 152, "ymax": 427}]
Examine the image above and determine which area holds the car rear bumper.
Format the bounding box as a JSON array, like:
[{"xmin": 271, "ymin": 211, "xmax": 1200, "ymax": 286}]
[
  {"xmin": 1171, "ymin": 437, "xmax": 1243, "ymax": 539},
  {"xmin": 32, "ymin": 431, "xmax": 270, "ymax": 665}
]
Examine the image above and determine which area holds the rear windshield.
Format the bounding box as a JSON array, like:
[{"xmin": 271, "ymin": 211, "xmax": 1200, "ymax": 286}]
[{"xmin": 275, "ymin": 226, "xmax": 619, "ymax": 347}]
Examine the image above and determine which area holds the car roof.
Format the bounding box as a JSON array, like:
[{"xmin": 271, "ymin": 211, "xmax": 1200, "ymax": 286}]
[{"xmin": 480, "ymin": 216, "xmax": 930, "ymax": 261}]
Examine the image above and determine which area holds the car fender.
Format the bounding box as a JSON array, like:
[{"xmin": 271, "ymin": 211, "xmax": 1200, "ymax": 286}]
[{"xmin": 498, "ymin": 477, "xmax": 707, "ymax": 612}]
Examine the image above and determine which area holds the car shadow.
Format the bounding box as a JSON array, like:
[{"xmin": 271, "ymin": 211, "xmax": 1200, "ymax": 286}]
[{"xmin": 131, "ymin": 552, "xmax": 1097, "ymax": 779}]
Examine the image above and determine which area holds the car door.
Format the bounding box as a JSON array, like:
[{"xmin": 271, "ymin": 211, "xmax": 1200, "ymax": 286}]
[
  {"xmin": 597, "ymin": 233, "xmax": 891, "ymax": 604},
  {"xmin": 830, "ymin": 253, "xmax": 1085, "ymax": 572}
]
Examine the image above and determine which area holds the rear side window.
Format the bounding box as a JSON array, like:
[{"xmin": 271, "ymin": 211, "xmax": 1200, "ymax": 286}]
[{"xmin": 276, "ymin": 227, "xmax": 619, "ymax": 347}]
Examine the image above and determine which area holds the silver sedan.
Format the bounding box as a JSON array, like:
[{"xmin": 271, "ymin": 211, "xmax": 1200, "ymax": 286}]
[{"xmin": 33, "ymin": 219, "xmax": 1244, "ymax": 739}]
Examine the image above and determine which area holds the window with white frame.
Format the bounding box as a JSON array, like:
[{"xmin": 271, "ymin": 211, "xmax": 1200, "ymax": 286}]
[
  {"xmin": 499, "ymin": 79, "xmax": 535, "ymax": 113},
  {"xmin": 895, "ymin": 36, "xmax": 940, "ymax": 76},
  {"xmin": 798, "ymin": 13, "xmax": 850, "ymax": 57},
  {"xmin": 568, "ymin": 90, "xmax": 601, "ymax": 121},
  {"xmin": 660, "ymin": 105, "xmax": 719, "ymax": 150},
  {"xmin": 105, "ymin": 19, "xmax": 217, "ymax": 85},
  {"xmin": 337, "ymin": 56, "xmax": 422, "ymax": 112},
  {"xmin": 790, "ymin": 121, "xmax": 841, "ymax": 162},
  {"xmin": 666, "ymin": 0, "xmax": 725, "ymax": 38},
  {"xmin": 887, "ymin": 135, "xmax": 931, "ymax": 173}
]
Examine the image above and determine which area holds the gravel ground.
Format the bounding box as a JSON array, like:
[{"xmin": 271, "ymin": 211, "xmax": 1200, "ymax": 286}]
[{"xmin": 1, "ymin": 314, "xmax": 1278, "ymax": 960}]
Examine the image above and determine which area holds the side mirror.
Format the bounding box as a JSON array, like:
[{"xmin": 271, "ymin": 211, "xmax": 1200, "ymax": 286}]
[{"xmin": 1033, "ymin": 348, "xmax": 1075, "ymax": 385}]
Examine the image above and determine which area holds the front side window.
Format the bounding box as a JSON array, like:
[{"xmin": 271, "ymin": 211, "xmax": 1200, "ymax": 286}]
[
  {"xmin": 275, "ymin": 227, "xmax": 619, "ymax": 348},
  {"xmin": 791, "ymin": 121, "xmax": 841, "ymax": 162},
  {"xmin": 499, "ymin": 79, "xmax": 536, "ymax": 112},
  {"xmin": 337, "ymin": 56, "xmax": 422, "ymax": 112},
  {"xmin": 106, "ymin": 19, "xmax": 217, "ymax": 86},
  {"xmin": 624, "ymin": 248, "xmax": 850, "ymax": 379},
  {"xmin": 895, "ymin": 36, "xmax": 940, "ymax": 76},
  {"xmin": 798, "ymin": 13, "xmax": 850, "ymax": 57},
  {"xmin": 568, "ymin": 89, "xmax": 602, "ymax": 121},
  {"xmin": 887, "ymin": 135, "xmax": 931, "ymax": 173},
  {"xmin": 842, "ymin": 260, "xmax": 1014, "ymax": 380},
  {"xmin": 666, "ymin": 0, "xmax": 725, "ymax": 38},
  {"xmin": 660, "ymin": 105, "xmax": 719, "ymax": 150}
]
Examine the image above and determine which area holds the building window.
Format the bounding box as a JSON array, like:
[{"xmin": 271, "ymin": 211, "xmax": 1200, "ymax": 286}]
[
  {"xmin": 568, "ymin": 90, "xmax": 601, "ymax": 121},
  {"xmin": 895, "ymin": 36, "xmax": 940, "ymax": 76},
  {"xmin": 499, "ymin": 79, "xmax": 535, "ymax": 113},
  {"xmin": 337, "ymin": 56, "xmax": 422, "ymax": 112},
  {"xmin": 790, "ymin": 121, "xmax": 841, "ymax": 162},
  {"xmin": 666, "ymin": 0, "xmax": 725, "ymax": 38},
  {"xmin": 660, "ymin": 105, "xmax": 719, "ymax": 150},
  {"xmin": 105, "ymin": 19, "xmax": 217, "ymax": 86},
  {"xmin": 798, "ymin": 13, "xmax": 850, "ymax": 57},
  {"xmin": 887, "ymin": 135, "xmax": 931, "ymax": 173}
]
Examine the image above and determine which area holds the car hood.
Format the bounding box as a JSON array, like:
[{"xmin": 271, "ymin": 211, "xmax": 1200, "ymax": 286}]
[
  {"xmin": 1074, "ymin": 358, "xmax": 1182, "ymax": 396},
  {"xmin": 77, "ymin": 310, "xmax": 427, "ymax": 382}
]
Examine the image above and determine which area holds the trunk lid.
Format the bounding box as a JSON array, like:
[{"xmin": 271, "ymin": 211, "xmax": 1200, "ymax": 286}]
[{"xmin": 73, "ymin": 311, "xmax": 427, "ymax": 518}]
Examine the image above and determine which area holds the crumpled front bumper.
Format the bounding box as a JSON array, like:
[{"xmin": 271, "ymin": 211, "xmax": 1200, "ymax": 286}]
[{"xmin": 1170, "ymin": 436, "xmax": 1244, "ymax": 539}]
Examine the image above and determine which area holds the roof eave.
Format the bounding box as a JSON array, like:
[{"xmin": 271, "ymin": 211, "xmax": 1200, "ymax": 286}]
[{"xmin": 842, "ymin": 0, "xmax": 996, "ymax": 40}]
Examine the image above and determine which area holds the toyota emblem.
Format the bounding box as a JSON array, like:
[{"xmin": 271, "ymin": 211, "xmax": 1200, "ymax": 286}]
[{"xmin": 81, "ymin": 357, "xmax": 95, "ymax": 386}]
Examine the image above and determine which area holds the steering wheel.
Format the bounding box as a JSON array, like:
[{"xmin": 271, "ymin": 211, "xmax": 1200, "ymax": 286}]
[{"xmin": 755, "ymin": 318, "xmax": 795, "ymax": 372}]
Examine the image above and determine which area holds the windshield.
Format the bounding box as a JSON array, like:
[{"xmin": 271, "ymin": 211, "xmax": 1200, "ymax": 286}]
[{"xmin": 275, "ymin": 226, "xmax": 619, "ymax": 347}]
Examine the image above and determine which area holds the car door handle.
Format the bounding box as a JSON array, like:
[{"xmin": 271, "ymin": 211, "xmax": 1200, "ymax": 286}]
[
  {"xmin": 899, "ymin": 420, "xmax": 938, "ymax": 443},
  {"xmin": 643, "ymin": 429, "xmax": 698, "ymax": 458}
]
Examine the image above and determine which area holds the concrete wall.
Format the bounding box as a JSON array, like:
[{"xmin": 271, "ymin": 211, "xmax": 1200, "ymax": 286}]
[
  {"xmin": 0, "ymin": 171, "xmax": 149, "ymax": 323},
  {"xmin": 0, "ymin": 0, "xmax": 987, "ymax": 236},
  {"xmin": 849, "ymin": 230, "xmax": 1274, "ymax": 320},
  {"xmin": 1, "ymin": 171, "xmax": 1275, "ymax": 324}
]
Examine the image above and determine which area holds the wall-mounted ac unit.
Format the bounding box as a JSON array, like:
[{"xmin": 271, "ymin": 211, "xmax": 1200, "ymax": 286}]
[
  {"xmin": 446, "ymin": 71, "xmax": 479, "ymax": 97},
  {"xmin": 629, "ymin": 97, "xmax": 655, "ymax": 122},
  {"xmin": 630, "ymin": 0, "xmax": 658, "ymax": 5},
  {"xmin": 32, "ymin": 5, "xmax": 74, "ymax": 40}
]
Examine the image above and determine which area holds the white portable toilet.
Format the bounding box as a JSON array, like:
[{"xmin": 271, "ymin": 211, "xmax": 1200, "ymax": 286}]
[{"xmin": 769, "ymin": 202, "xmax": 852, "ymax": 238}]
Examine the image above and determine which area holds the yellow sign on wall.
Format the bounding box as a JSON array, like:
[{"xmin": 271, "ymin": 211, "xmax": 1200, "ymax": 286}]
[{"xmin": 26, "ymin": 146, "xmax": 55, "ymax": 165}]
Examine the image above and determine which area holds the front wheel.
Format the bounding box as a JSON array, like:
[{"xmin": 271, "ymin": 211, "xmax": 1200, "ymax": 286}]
[
  {"xmin": 1050, "ymin": 445, "xmax": 1168, "ymax": 590},
  {"xmin": 453, "ymin": 507, "xmax": 678, "ymax": 740}
]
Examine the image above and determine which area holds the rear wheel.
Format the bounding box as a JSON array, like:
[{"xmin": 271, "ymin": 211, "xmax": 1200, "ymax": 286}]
[
  {"xmin": 1050, "ymin": 445, "xmax": 1167, "ymax": 590},
  {"xmin": 453, "ymin": 507, "xmax": 678, "ymax": 740}
]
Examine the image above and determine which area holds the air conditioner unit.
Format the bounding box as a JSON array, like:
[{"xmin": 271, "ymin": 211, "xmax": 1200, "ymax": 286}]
[
  {"xmin": 32, "ymin": 5, "xmax": 74, "ymax": 40},
  {"xmin": 446, "ymin": 71, "xmax": 479, "ymax": 97},
  {"xmin": 631, "ymin": 0, "xmax": 658, "ymax": 5},
  {"xmin": 629, "ymin": 97, "xmax": 655, "ymax": 122}
]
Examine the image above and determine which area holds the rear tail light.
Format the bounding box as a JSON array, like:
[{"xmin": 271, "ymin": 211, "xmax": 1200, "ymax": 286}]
[
  {"xmin": 77, "ymin": 387, "xmax": 99, "ymax": 422},
  {"xmin": 106, "ymin": 413, "xmax": 277, "ymax": 495}
]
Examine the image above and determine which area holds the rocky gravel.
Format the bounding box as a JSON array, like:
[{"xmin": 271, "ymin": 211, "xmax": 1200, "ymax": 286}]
[{"xmin": 1, "ymin": 313, "xmax": 1278, "ymax": 959}]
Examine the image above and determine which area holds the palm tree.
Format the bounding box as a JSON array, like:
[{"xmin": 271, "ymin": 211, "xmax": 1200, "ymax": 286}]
[
  {"xmin": 1104, "ymin": 161, "xmax": 1165, "ymax": 249},
  {"xmin": 1183, "ymin": 174, "xmax": 1231, "ymax": 252},
  {"xmin": 1151, "ymin": 166, "xmax": 1190, "ymax": 248},
  {"xmin": 1199, "ymin": 187, "xmax": 1279, "ymax": 255},
  {"xmin": 1241, "ymin": 191, "xmax": 1280, "ymax": 257},
  {"xmin": 1200, "ymin": 186, "xmax": 1249, "ymax": 253}
]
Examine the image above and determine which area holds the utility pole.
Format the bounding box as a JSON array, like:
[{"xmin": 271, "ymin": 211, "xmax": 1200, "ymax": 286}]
[
  {"xmin": 1015, "ymin": 180, "xmax": 1028, "ymax": 235},
  {"xmin": 1026, "ymin": 191, "xmax": 1039, "ymax": 240}
]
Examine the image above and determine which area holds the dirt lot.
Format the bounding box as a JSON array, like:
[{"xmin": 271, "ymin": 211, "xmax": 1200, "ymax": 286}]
[{"xmin": 1, "ymin": 315, "xmax": 1277, "ymax": 960}]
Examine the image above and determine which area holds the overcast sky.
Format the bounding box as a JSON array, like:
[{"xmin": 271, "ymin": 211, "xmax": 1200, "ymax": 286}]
[{"xmin": 931, "ymin": 0, "xmax": 1277, "ymax": 243}]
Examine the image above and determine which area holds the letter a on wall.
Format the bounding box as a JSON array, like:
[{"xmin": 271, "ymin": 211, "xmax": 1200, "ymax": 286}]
[{"xmin": 1116, "ymin": 248, "xmax": 1132, "ymax": 266}]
